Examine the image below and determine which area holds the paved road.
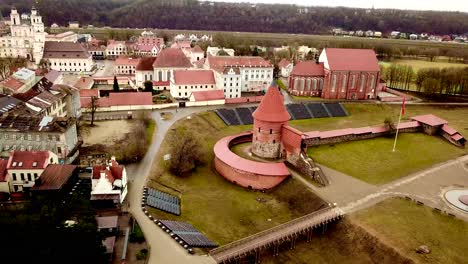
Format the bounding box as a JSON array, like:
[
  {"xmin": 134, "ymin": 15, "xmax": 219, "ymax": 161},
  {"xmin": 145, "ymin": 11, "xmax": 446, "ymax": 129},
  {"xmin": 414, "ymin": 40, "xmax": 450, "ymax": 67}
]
[{"xmin": 125, "ymin": 106, "xmax": 223, "ymax": 264}]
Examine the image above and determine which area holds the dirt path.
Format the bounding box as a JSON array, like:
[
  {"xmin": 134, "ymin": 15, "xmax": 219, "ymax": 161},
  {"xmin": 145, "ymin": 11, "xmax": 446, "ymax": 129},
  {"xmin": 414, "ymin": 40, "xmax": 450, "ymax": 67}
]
[{"xmin": 82, "ymin": 120, "xmax": 134, "ymax": 146}]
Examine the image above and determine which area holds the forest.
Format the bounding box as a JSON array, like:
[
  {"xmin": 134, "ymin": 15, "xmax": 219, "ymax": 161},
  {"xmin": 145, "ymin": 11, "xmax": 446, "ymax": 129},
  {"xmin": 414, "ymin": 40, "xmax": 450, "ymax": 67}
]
[{"xmin": 1, "ymin": 0, "xmax": 468, "ymax": 35}]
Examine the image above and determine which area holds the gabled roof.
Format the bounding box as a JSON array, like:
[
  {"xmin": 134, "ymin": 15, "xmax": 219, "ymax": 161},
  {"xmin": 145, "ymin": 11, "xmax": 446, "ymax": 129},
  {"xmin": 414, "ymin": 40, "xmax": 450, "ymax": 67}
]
[
  {"xmin": 136, "ymin": 57, "xmax": 157, "ymax": 71},
  {"xmin": 31, "ymin": 164, "xmax": 77, "ymax": 191},
  {"xmin": 0, "ymin": 95, "xmax": 21, "ymax": 114},
  {"xmin": 43, "ymin": 41, "xmax": 90, "ymax": 59},
  {"xmin": 208, "ymin": 56, "xmax": 273, "ymax": 73},
  {"xmin": 411, "ymin": 114, "xmax": 448, "ymax": 126},
  {"xmin": 323, "ymin": 48, "xmax": 379, "ymax": 72},
  {"xmin": 7, "ymin": 151, "xmax": 50, "ymax": 170},
  {"xmin": 152, "ymin": 48, "xmax": 192, "ymax": 68},
  {"xmin": 191, "ymin": 90, "xmax": 225, "ymax": 101},
  {"xmin": 173, "ymin": 70, "xmax": 215, "ymax": 85},
  {"xmin": 92, "ymin": 161, "xmax": 124, "ymax": 184},
  {"xmin": 192, "ymin": 45, "xmax": 204, "ymax": 53},
  {"xmin": 252, "ymin": 84, "xmax": 290, "ymax": 123},
  {"xmin": 278, "ymin": 58, "xmax": 291, "ymax": 68},
  {"xmin": 291, "ymin": 61, "xmax": 324, "ymax": 76}
]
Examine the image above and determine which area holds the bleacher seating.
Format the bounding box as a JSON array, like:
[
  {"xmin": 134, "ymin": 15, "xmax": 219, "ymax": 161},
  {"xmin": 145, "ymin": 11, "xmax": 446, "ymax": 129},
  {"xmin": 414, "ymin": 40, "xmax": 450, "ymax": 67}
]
[
  {"xmin": 216, "ymin": 109, "xmax": 241, "ymax": 125},
  {"xmin": 287, "ymin": 104, "xmax": 311, "ymax": 119},
  {"xmin": 236, "ymin": 107, "xmax": 254, "ymax": 125},
  {"xmin": 145, "ymin": 188, "xmax": 181, "ymax": 215},
  {"xmin": 159, "ymin": 220, "xmax": 217, "ymax": 247},
  {"xmin": 324, "ymin": 103, "xmax": 347, "ymax": 117},
  {"xmin": 306, "ymin": 103, "xmax": 330, "ymax": 118}
]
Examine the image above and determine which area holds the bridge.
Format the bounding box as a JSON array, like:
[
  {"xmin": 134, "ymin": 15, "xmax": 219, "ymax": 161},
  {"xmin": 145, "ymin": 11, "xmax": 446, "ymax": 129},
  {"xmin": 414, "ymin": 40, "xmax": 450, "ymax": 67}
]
[{"xmin": 209, "ymin": 206, "xmax": 345, "ymax": 263}]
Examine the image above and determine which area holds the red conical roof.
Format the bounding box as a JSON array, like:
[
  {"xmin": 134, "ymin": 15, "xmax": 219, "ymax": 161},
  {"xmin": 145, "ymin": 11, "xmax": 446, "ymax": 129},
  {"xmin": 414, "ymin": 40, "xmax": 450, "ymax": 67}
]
[{"xmin": 252, "ymin": 86, "xmax": 290, "ymax": 122}]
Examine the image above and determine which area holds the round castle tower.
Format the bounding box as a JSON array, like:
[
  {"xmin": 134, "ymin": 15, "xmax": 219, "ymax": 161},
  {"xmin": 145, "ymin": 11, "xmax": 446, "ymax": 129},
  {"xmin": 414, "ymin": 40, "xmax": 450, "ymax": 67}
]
[{"xmin": 251, "ymin": 84, "xmax": 291, "ymax": 159}]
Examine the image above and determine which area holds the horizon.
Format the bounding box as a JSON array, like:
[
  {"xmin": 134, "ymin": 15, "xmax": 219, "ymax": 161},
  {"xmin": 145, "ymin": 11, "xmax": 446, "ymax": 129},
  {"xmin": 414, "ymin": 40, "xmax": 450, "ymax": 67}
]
[{"xmin": 200, "ymin": 0, "xmax": 468, "ymax": 13}]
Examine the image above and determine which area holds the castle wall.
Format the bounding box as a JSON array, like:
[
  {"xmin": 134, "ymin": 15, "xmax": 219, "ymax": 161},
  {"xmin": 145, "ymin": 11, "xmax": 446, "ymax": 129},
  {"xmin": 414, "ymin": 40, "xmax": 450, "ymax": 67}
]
[{"xmin": 252, "ymin": 119, "xmax": 287, "ymax": 159}]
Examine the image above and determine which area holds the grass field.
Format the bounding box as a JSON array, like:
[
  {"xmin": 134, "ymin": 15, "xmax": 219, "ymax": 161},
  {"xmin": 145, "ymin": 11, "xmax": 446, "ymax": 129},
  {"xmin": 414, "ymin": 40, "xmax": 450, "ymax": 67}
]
[
  {"xmin": 148, "ymin": 111, "xmax": 326, "ymax": 246},
  {"xmin": 308, "ymin": 133, "xmax": 466, "ymax": 185},
  {"xmin": 380, "ymin": 58, "xmax": 468, "ymax": 71},
  {"xmin": 352, "ymin": 198, "xmax": 468, "ymax": 263},
  {"xmin": 145, "ymin": 119, "xmax": 156, "ymax": 145}
]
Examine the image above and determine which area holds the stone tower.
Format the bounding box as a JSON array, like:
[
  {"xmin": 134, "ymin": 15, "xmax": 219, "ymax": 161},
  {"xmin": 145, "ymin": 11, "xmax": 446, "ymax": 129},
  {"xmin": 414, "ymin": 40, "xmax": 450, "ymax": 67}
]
[{"xmin": 251, "ymin": 84, "xmax": 291, "ymax": 159}]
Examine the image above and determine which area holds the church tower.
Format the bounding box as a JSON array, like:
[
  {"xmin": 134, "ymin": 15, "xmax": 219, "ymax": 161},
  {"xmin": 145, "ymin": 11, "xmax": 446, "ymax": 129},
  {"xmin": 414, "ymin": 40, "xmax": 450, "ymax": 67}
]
[{"xmin": 251, "ymin": 83, "xmax": 291, "ymax": 159}]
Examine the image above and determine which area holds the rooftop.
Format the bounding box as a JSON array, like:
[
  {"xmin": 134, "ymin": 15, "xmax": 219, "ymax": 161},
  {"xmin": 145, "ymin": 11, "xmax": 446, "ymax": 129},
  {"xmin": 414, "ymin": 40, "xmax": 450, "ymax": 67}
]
[
  {"xmin": 0, "ymin": 95, "xmax": 22, "ymax": 114},
  {"xmin": 0, "ymin": 115, "xmax": 74, "ymax": 133},
  {"xmin": 411, "ymin": 114, "xmax": 448, "ymax": 126},
  {"xmin": 1, "ymin": 77, "xmax": 25, "ymax": 92},
  {"xmin": 136, "ymin": 57, "xmax": 157, "ymax": 71},
  {"xmin": 43, "ymin": 41, "xmax": 91, "ymax": 59},
  {"xmin": 31, "ymin": 164, "xmax": 77, "ymax": 191},
  {"xmin": 252, "ymin": 84, "xmax": 291, "ymax": 123},
  {"xmin": 290, "ymin": 61, "xmax": 324, "ymax": 76},
  {"xmin": 96, "ymin": 216, "xmax": 119, "ymax": 229},
  {"xmin": 322, "ymin": 48, "xmax": 380, "ymax": 72},
  {"xmin": 278, "ymin": 58, "xmax": 291, "ymax": 68},
  {"xmin": 173, "ymin": 70, "xmax": 216, "ymax": 85},
  {"xmin": 191, "ymin": 90, "xmax": 225, "ymax": 101},
  {"xmin": 73, "ymin": 77, "xmax": 94, "ymax": 90},
  {"xmin": 152, "ymin": 48, "xmax": 192, "ymax": 68},
  {"xmin": 115, "ymin": 56, "xmax": 141, "ymax": 66},
  {"xmin": 7, "ymin": 151, "xmax": 51, "ymax": 170},
  {"xmin": 79, "ymin": 89, "xmax": 99, "ymax": 98}
]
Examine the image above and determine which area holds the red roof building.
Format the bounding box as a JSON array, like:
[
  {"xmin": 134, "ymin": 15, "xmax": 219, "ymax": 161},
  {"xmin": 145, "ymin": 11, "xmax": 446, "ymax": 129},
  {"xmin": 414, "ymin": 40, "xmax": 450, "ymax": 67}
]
[
  {"xmin": 79, "ymin": 89, "xmax": 99, "ymax": 98},
  {"xmin": 278, "ymin": 58, "xmax": 291, "ymax": 69},
  {"xmin": 30, "ymin": 164, "xmax": 77, "ymax": 191},
  {"xmin": 173, "ymin": 70, "xmax": 215, "ymax": 85},
  {"xmin": 252, "ymin": 85, "xmax": 290, "ymax": 123},
  {"xmin": 115, "ymin": 56, "xmax": 141, "ymax": 75},
  {"xmin": 153, "ymin": 48, "xmax": 192, "ymax": 68},
  {"xmin": 190, "ymin": 90, "xmax": 225, "ymax": 102},
  {"xmin": 1, "ymin": 77, "xmax": 25, "ymax": 94},
  {"xmin": 91, "ymin": 157, "xmax": 127, "ymax": 204},
  {"xmin": 288, "ymin": 61, "xmax": 324, "ymax": 97},
  {"xmin": 7, "ymin": 151, "xmax": 53, "ymax": 170}
]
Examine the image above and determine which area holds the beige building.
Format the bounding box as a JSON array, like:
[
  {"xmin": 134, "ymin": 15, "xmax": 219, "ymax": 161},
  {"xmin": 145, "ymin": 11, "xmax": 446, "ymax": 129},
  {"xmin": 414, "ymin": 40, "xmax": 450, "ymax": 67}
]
[{"xmin": 43, "ymin": 41, "xmax": 94, "ymax": 73}]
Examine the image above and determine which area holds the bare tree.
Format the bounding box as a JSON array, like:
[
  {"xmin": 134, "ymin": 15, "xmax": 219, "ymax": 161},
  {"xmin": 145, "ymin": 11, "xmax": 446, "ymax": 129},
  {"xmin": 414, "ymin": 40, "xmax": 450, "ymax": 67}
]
[
  {"xmin": 0, "ymin": 57, "xmax": 27, "ymax": 80},
  {"xmin": 90, "ymin": 96, "xmax": 99, "ymax": 126},
  {"xmin": 167, "ymin": 129, "xmax": 204, "ymax": 176}
]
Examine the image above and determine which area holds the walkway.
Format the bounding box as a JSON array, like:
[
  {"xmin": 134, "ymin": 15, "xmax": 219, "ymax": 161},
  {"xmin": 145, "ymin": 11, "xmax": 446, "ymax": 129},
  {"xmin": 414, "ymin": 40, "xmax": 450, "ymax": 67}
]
[{"xmin": 209, "ymin": 207, "xmax": 344, "ymax": 263}]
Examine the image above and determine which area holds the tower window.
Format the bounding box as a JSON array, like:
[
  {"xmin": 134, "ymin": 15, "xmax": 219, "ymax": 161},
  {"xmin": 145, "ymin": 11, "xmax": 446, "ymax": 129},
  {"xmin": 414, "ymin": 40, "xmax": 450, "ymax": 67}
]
[
  {"xmin": 258, "ymin": 127, "xmax": 260, "ymax": 132},
  {"xmin": 273, "ymin": 140, "xmax": 276, "ymax": 144},
  {"xmin": 269, "ymin": 129, "xmax": 272, "ymax": 134}
]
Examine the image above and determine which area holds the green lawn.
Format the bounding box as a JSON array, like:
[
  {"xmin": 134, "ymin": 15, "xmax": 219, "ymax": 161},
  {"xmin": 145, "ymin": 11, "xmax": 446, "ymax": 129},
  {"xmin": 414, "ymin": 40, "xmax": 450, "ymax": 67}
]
[
  {"xmin": 308, "ymin": 133, "xmax": 466, "ymax": 185},
  {"xmin": 146, "ymin": 119, "xmax": 156, "ymax": 145},
  {"xmin": 352, "ymin": 198, "xmax": 468, "ymax": 264},
  {"xmin": 380, "ymin": 58, "xmax": 468, "ymax": 72},
  {"xmin": 148, "ymin": 111, "xmax": 326, "ymax": 246}
]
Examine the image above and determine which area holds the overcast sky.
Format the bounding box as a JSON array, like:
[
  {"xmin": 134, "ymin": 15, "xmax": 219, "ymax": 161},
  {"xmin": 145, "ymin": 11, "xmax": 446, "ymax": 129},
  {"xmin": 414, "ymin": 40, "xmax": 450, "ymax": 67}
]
[{"xmin": 201, "ymin": 0, "xmax": 468, "ymax": 12}]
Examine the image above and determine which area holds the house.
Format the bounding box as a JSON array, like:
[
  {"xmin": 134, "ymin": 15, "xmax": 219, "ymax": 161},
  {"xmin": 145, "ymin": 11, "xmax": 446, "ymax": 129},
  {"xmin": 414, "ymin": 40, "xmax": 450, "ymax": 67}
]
[
  {"xmin": 68, "ymin": 21, "xmax": 79, "ymax": 28},
  {"xmin": 278, "ymin": 58, "xmax": 293, "ymax": 78},
  {"xmin": 73, "ymin": 77, "xmax": 94, "ymax": 90},
  {"xmin": 83, "ymin": 44, "xmax": 105, "ymax": 60},
  {"xmin": 6, "ymin": 151, "xmax": 58, "ymax": 192},
  {"xmin": 390, "ymin": 31, "xmax": 400, "ymax": 38},
  {"xmin": 51, "ymin": 84, "xmax": 82, "ymax": 118},
  {"xmin": 80, "ymin": 92, "xmax": 152, "ymax": 112},
  {"xmin": 106, "ymin": 40, "xmax": 127, "ymax": 58},
  {"xmin": 187, "ymin": 45, "xmax": 204, "ymax": 64},
  {"xmin": 365, "ymin": 30, "xmax": 374, "ymax": 37},
  {"xmin": 288, "ymin": 48, "xmax": 381, "ymax": 100},
  {"xmin": 374, "ymin": 31, "xmax": 382, "ymax": 38},
  {"xmin": 297, "ymin": 46, "xmax": 316, "ymax": 60},
  {"xmin": 409, "ymin": 34, "xmax": 419, "ymax": 40},
  {"xmin": 51, "ymin": 23, "xmax": 59, "ymax": 28},
  {"xmin": 206, "ymin": 46, "xmax": 235, "ymax": 57},
  {"xmin": 205, "ymin": 56, "xmax": 273, "ymax": 98},
  {"xmin": 0, "ymin": 7, "xmax": 46, "ymax": 64},
  {"xmin": 133, "ymin": 36, "xmax": 164, "ymax": 56},
  {"xmin": 114, "ymin": 56, "xmax": 141, "ymax": 75},
  {"xmin": 43, "ymin": 41, "xmax": 94, "ymax": 73},
  {"xmin": 170, "ymin": 70, "xmax": 217, "ymax": 99},
  {"xmin": 189, "ymin": 89, "xmax": 225, "ymax": 106},
  {"xmin": 91, "ymin": 157, "xmax": 128, "ymax": 206},
  {"xmin": 30, "ymin": 164, "xmax": 78, "ymax": 197},
  {"xmin": 288, "ymin": 61, "xmax": 325, "ymax": 97},
  {"xmin": 0, "ymin": 115, "xmax": 81, "ymax": 164},
  {"xmin": 152, "ymin": 48, "xmax": 192, "ymax": 91},
  {"xmin": 135, "ymin": 57, "xmax": 156, "ymax": 87},
  {"xmin": 0, "ymin": 68, "xmax": 36, "ymax": 94}
]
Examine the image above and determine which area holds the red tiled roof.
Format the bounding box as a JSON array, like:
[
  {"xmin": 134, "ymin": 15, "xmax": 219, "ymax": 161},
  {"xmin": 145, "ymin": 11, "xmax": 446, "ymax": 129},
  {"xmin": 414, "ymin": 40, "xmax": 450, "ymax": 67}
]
[
  {"xmin": 152, "ymin": 80, "xmax": 170, "ymax": 86},
  {"xmin": 152, "ymin": 48, "xmax": 192, "ymax": 68},
  {"xmin": 173, "ymin": 70, "xmax": 215, "ymax": 85},
  {"xmin": 7, "ymin": 151, "xmax": 50, "ymax": 170},
  {"xmin": 92, "ymin": 162, "xmax": 124, "ymax": 184},
  {"xmin": 214, "ymin": 132, "xmax": 290, "ymax": 176},
  {"xmin": 191, "ymin": 90, "xmax": 225, "ymax": 101},
  {"xmin": 73, "ymin": 77, "xmax": 94, "ymax": 90},
  {"xmin": 108, "ymin": 92, "xmax": 152, "ymax": 106},
  {"xmin": 192, "ymin": 45, "xmax": 204, "ymax": 53},
  {"xmin": 136, "ymin": 57, "xmax": 157, "ymax": 71},
  {"xmin": 278, "ymin": 58, "xmax": 291, "ymax": 68},
  {"xmin": 411, "ymin": 114, "xmax": 448, "ymax": 126},
  {"xmin": 252, "ymin": 85, "xmax": 291, "ymax": 122},
  {"xmin": 397, "ymin": 121, "xmax": 420, "ymax": 129},
  {"xmin": 290, "ymin": 61, "xmax": 324, "ymax": 76},
  {"xmin": 0, "ymin": 159, "xmax": 7, "ymax": 182},
  {"xmin": 79, "ymin": 89, "xmax": 99, "ymax": 98},
  {"xmin": 115, "ymin": 56, "xmax": 140, "ymax": 66},
  {"xmin": 1, "ymin": 77, "xmax": 24, "ymax": 91},
  {"xmin": 323, "ymin": 48, "xmax": 379, "ymax": 72},
  {"xmin": 171, "ymin": 41, "xmax": 191, "ymax": 49},
  {"xmin": 31, "ymin": 164, "xmax": 77, "ymax": 191},
  {"xmin": 43, "ymin": 41, "xmax": 90, "ymax": 59},
  {"xmin": 193, "ymin": 58, "xmax": 206, "ymax": 68},
  {"xmin": 441, "ymin": 124, "xmax": 457, "ymax": 135},
  {"xmin": 452, "ymin": 134, "xmax": 464, "ymax": 141},
  {"xmin": 44, "ymin": 70, "xmax": 61, "ymax": 83},
  {"xmin": 107, "ymin": 40, "xmax": 126, "ymax": 49},
  {"xmin": 208, "ymin": 56, "xmax": 272, "ymax": 72}
]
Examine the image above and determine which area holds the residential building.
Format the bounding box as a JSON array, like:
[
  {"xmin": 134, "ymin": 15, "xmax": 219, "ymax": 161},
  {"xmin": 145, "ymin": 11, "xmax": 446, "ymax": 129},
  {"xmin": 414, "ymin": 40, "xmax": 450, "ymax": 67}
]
[
  {"xmin": 6, "ymin": 151, "xmax": 58, "ymax": 192},
  {"xmin": 83, "ymin": 44, "xmax": 105, "ymax": 60},
  {"xmin": 106, "ymin": 40, "xmax": 127, "ymax": 58},
  {"xmin": 0, "ymin": 7, "xmax": 46, "ymax": 64},
  {"xmin": 135, "ymin": 57, "xmax": 156, "ymax": 87},
  {"xmin": 297, "ymin": 46, "xmax": 317, "ymax": 60},
  {"xmin": 170, "ymin": 70, "xmax": 217, "ymax": 99},
  {"xmin": 91, "ymin": 157, "xmax": 128, "ymax": 205},
  {"xmin": 288, "ymin": 48, "xmax": 381, "ymax": 100},
  {"xmin": 278, "ymin": 58, "xmax": 293, "ymax": 78},
  {"xmin": 114, "ymin": 56, "xmax": 140, "ymax": 75},
  {"xmin": 30, "ymin": 164, "xmax": 78, "ymax": 197},
  {"xmin": 206, "ymin": 46, "xmax": 235, "ymax": 57},
  {"xmin": 152, "ymin": 48, "xmax": 192, "ymax": 90},
  {"xmin": 0, "ymin": 67, "xmax": 36, "ymax": 94},
  {"xmin": 132, "ymin": 35, "xmax": 164, "ymax": 56},
  {"xmin": 68, "ymin": 21, "xmax": 79, "ymax": 28},
  {"xmin": 187, "ymin": 45, "xmax": 204, "ymax": 64},
  {"xmin": 0, "ymin": 115, "xmax": 80, "ymax": 164},
  {"xmin": 43, "ymin": 41, "xmax": 94, "ymax": 73},
  {"xmin": 206, "ymin": 56, "xmax": 273, "ymax": 98}
]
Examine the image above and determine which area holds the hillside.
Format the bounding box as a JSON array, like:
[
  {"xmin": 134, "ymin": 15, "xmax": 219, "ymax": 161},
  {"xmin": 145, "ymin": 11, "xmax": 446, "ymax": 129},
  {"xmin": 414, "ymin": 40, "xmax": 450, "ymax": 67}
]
[{"xmin": 1, "ymin": 0, "xmax": 468, "ymax": 35}]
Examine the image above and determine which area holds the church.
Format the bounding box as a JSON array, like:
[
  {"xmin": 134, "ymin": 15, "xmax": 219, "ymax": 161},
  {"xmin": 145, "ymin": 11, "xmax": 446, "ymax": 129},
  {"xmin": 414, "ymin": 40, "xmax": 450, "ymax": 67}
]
[{"xmin": 288, "ymin": 48, "xmax": 382, "ymax": 100}]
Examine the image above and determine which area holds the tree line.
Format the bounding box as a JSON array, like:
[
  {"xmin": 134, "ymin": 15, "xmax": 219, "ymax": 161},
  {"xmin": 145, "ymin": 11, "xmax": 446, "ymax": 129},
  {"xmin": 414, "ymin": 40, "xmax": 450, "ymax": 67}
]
[
  {"xmin": 2, "ymin": 0, "xmax": 468, "ymax": 35},
  {"xmin": 382, "ymin": 64, "xmax": 468, "ymax": 96}
]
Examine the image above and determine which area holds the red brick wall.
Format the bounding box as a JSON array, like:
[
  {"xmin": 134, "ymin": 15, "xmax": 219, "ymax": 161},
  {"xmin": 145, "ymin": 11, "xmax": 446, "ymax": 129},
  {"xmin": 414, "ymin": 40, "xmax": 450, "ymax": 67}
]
[
  {"xmin": 214, "ymin": 157, "xmax": 289, "ymax": 190},
  {"xmin": 288, "ymin": 74, "xmax": 324, "ymax": 97},
  {"xmin": 281, "ymin": 125, "xmax": 303, "ymax": 155},
  {"xmin": 252, "ymin": 119, "xmax": 288, "ymax": 158},
  {"xmin": 321, "ymin": 70, "xmax": 380, "ymax": 100}
]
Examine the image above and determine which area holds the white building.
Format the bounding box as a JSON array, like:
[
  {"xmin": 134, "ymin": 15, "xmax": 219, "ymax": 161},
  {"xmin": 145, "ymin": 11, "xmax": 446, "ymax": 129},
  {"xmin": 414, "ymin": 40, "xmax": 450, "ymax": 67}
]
[
  {"xmin": 278, "ymin": 59, "xmax": 293, "ymax": 78},
  {"xmin": 6, "ymin": 151, "xmax": 58, "ymax": 192},
  {"xmin": 0, "ymin": 7, "xmax": 45, "ymax": 64},
  {"xmin": 170, "ymin": 69, "xmax": 217, "ymax": 99},
  {"xmin": 91, "ymin": 157, "xmax": 128, "ymax": 204},
  {"xmin": 135, "ymin": 57, "xmax": 156, "ymax": 87},
  {"xmin": 114, "ymin": 56, "xmax": 140, "ymax": 75},
  {"xmin": 205, "ymin": 56, "xmax": 273, "ymax": 98},
  {"xmin": 68, "ymin": 21, "xmax": 79, "ymax": 29},
  {"xmin": 43, "ymin": 41, "xmax": 94, "ymax": 73},
  {"xmin": 206, "ymin": 46, "xmax": 235, "ymax": 57},
  {"xmin": 297, "ymin": 46, "xmax": 317, "ymax": 60},
  {"xmin": 106, "ymin": 40, "xmax": 127, "ymax": 57},
  {"xmin": 187, "ymin": 45, "xmax": 204, "ymax": 64},
  {"xmin": 152, "ymin": 48, "xmax": 192, "ymax": 90}
]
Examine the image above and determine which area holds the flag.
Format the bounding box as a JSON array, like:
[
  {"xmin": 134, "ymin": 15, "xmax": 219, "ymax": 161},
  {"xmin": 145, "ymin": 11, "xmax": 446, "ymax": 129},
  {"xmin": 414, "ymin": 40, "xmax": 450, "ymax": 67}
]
[{"xmin": 401, "ymin": 97, "xmax": 406, "ymax": 115}]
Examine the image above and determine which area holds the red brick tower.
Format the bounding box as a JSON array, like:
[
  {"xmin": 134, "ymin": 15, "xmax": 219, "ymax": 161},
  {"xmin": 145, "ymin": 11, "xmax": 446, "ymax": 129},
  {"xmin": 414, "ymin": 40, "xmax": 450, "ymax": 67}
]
[{"xmin": 252, "ymin": 84, "xmax": 291, "ymax": 159}]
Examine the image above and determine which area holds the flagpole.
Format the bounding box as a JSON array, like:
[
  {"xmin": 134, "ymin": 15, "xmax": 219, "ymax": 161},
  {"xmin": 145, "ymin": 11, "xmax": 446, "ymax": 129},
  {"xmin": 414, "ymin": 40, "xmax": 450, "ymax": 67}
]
[{"xmin": 392, "ymin": 103, "xmax": 403, "ymax": 152}]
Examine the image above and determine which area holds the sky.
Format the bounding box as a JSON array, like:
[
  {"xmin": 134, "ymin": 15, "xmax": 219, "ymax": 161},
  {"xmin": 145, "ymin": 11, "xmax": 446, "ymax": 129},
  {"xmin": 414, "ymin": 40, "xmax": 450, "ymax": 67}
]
[{"xmin": 201, "ymin": 0, "xmax": 468, "ymax": 12}]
